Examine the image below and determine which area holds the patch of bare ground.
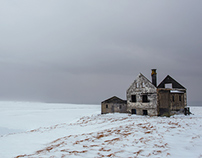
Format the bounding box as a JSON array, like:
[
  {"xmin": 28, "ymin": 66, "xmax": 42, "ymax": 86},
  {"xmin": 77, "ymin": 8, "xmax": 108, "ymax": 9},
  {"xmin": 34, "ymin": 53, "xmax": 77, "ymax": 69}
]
[
  {"xmin": 15, "ymin": 155, "xmax": 27, "ymax": 158},
  {"xmin": 133, "ymin": 149, "xmax": 144, "ymax": 156},
  {"xmin": 154, "ymin": 143, "xmax": 168, "ymax": 148}
]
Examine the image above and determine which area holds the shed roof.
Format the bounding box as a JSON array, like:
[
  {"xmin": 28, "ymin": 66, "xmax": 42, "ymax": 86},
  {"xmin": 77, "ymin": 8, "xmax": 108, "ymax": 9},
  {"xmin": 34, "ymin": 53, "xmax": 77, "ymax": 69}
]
[{"xmin": 101, "ymin": 96, "xmax": 127, "ymax": 104}]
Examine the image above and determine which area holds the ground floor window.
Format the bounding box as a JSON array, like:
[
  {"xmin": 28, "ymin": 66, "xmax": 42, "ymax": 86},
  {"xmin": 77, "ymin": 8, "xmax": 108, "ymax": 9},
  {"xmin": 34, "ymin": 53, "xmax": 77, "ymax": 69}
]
[
  {"xmin": 131, "ymin": 109, "xmax": 136, "ymax": 114},
  {"xmin": 143, "ymin": 110, "xmax": 148, "ymax": 115},
  {"xmin": 106, "ymin": 104, "xmax": 108, "ymax": 108}
]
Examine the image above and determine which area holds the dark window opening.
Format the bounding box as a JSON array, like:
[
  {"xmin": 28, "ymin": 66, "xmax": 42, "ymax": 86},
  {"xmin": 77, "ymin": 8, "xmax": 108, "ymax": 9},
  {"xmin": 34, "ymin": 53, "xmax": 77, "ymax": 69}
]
[
  {"xmin": 131, "ymin": 95, "xmax": 136, "ymax": 102},
  {"xmin": 132, "ymin": 109, "xmax": 136, "ymax": 114},
  {"xmin": 119, "ymin": 105, "xmax": 121, "ymax": 109},
  {"xmin": 179, "ymin": 95, "xmax": 181, "ymax": 101},
  {"xmin": 172, "ymin": 96, "xmax": 175, "ymax": 102},
  {"xmin": 106, "ymin": 104, "xmax": 108, "ymax": 108},
  {"xmin": 142, "ymin": 95, "xmax": 149, "ymax": 103},
  {"xmin": 143, "ymin": 110, "xmax": 148, "ymax": 115}
]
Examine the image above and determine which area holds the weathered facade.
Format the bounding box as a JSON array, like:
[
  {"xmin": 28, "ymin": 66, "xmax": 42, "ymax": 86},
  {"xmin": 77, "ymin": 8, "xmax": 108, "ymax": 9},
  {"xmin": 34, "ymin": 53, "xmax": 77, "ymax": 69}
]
[
  {"xmin": 101, "ymin": 96, "xmax": 127, "ymax": 114},
  {"xmin": 157, "ymin": 75, "xmax": 187, "ymax": 116},
  {"xmin": 127, "ymin": 73, "xmax": 158, "ymax": 116},
  {"xmin": 101, "ymin": 69, "xmax": 188, "ymax": 116}
]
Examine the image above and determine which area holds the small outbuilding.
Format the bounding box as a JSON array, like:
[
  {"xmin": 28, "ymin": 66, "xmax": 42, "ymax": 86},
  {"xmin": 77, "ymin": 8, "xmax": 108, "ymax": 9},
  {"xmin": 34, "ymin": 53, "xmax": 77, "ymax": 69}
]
[{"xmin": 101, "ymin": 96, "xmax": 127, "ymax": 114}]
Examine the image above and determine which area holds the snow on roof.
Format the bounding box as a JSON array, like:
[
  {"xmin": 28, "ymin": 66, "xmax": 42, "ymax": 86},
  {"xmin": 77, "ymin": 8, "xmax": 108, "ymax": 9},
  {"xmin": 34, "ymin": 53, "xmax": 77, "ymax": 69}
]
[{"xmin": 170, "ymin": 90, "xmax": 184, "ymax": 93}]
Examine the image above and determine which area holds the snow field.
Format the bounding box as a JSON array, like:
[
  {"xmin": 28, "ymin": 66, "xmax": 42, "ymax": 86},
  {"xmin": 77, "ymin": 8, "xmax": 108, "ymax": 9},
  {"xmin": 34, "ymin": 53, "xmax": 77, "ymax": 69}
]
[{"xmin": 0, "ymin": 102, "xmax": 201, "ymax": 158}]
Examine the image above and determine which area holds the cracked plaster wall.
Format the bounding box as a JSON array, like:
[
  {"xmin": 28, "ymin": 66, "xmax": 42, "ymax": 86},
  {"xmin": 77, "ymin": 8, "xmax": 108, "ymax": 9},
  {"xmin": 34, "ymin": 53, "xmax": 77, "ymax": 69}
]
[{"xmin": 126, "ymin": 74, "xmax": 158, "ymax": 116}]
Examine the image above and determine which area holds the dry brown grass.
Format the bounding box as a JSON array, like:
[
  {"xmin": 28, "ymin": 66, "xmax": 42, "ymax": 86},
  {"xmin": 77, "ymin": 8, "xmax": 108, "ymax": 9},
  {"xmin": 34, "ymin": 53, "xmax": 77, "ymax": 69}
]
[
  {"xmin": 99, "ymin": 147, "xmax": 111, "ymax": 152},
  {"xmin": 134, "ymin": 149, "xmax": 144, "ymax": 156},
  {"xmin": 15, "ymin": 154, "xmax": 27, "ymax": 158},
  {"xmin": 96, "ymin": 134, "xmax": 105, "ymax": 139},
  {"xmin": 154, "ymin": 143, "xmax": 168, "ymax": 148},
  {"xmin": 145, "ymin": 131, "xmax": 152, "ymax": 134}
]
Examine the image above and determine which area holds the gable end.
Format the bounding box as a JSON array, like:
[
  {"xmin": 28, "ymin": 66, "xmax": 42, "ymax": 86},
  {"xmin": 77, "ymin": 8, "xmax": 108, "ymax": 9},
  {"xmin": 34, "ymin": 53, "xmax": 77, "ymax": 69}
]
[
  {"xmin": 157, "ymin": 75, "xmax": 186, "ymax": 89},
  {"xmin": 102, "ymin": 96, "xmax": 127, "ymax": 104}
]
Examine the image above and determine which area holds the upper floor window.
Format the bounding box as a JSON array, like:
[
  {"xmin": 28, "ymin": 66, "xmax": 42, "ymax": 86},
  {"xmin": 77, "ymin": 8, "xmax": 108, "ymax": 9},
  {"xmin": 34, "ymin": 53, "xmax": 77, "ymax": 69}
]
[
  {"xmin": 131, "ymin": 95, "xmax": 136, "ymax": 102},
  {"xmin": 142, "ymin": 95, "xmax": 149, "ymax": 103}
]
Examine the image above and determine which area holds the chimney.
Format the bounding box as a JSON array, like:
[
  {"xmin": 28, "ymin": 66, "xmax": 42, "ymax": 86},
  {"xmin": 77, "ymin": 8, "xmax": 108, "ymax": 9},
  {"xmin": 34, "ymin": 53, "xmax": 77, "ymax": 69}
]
[{"xmin": 151, "ymin": 69, "xmax": 157, "ymax": 87}]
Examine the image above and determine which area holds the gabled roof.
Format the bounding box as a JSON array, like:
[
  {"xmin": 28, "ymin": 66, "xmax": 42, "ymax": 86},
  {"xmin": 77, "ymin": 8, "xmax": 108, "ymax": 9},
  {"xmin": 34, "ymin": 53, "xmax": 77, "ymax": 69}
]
[
  {"xmin": 157, "ymin": 75, "xmax": 186, "ymax": 89},
  {"xmin": 102, "ymin": 96, "xmax": 127, "ymax": 104},
  {"xmin": 138, "ymin": 73, "xmax": 156, "ymax": 87},
  {"xmin": 127, "ymin": 73, "xmax": 156, "ymax": 93}
]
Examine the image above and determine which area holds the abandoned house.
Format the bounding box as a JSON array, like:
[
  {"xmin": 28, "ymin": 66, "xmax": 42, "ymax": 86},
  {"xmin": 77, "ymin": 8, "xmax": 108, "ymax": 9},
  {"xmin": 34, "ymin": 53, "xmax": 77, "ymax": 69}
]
[
  {"xmin": 101, "ymin": 96, "xmax": 127, "ymax": 114},
  {"xmin": 101, "ymin": 69, "xmax": 188, "ymax": 116},
  {"xmin": 127, "ymin": 72, "xmax": 158, "ymax": 116}
]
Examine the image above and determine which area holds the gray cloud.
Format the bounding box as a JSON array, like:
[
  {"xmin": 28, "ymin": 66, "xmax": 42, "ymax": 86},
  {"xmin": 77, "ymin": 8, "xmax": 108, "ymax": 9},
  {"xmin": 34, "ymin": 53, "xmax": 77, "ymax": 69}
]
[{"xmin": 0, "ymin": 1, "xmax": 202, "ymax": 105}]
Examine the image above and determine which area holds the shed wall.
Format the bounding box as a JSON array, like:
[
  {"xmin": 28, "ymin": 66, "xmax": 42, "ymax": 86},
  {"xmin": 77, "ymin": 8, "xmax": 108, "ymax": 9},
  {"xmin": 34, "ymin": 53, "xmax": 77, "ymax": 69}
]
[{"xmin": 101, "ymin": 103, "xmax": 127, "ymax": 114}]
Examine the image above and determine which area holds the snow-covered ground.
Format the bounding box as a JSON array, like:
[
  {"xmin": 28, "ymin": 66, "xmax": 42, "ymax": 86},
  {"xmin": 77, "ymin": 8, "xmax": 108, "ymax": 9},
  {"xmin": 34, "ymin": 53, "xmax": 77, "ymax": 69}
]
[{"xmin": 0, "ymin": 102, "xmax": 201, "ymax": 158}]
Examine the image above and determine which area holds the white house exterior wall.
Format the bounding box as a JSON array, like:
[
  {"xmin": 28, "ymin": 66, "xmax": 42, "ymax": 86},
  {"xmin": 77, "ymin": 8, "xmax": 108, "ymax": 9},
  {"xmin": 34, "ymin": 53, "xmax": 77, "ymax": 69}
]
[{"xmin": 126, "ymin": 73, "xmax": 158, "ymax": 116}]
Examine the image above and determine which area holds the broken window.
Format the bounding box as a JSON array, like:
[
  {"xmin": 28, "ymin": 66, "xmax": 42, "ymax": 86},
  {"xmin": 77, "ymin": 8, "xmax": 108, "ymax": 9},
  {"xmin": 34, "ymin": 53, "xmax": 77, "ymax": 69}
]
[
  {"xmin": 142, "ymin": 95, "xmax": 149, "ymax": 103},
  {"xmin": 106, "ymin": 104, "xmax": 108, "ymax": 108},
  {"xmin": 143, "ymin": 110, "xmax": 148, "ymax": 115},
  {"xmin": 172, "ymin": 96, "xmax": 175, "ymax": 102},
  {"xmin": 165, "ymin": 83, "xmax": 172, "ymax": 88},
  {"xmin": 119, "ymin": 105, "xmax": 122, "ymax": 109},
  {"xmin": 131, "ymin": 95, "xmax": 136, "ymax": 102}
]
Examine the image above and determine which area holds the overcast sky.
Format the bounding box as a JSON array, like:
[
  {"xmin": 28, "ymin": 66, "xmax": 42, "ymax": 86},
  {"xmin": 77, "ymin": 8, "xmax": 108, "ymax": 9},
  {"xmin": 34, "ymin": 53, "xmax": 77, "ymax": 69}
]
[{"xmin": 0, "ymin": 1, "xmax": 202, "ymax": 105}]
